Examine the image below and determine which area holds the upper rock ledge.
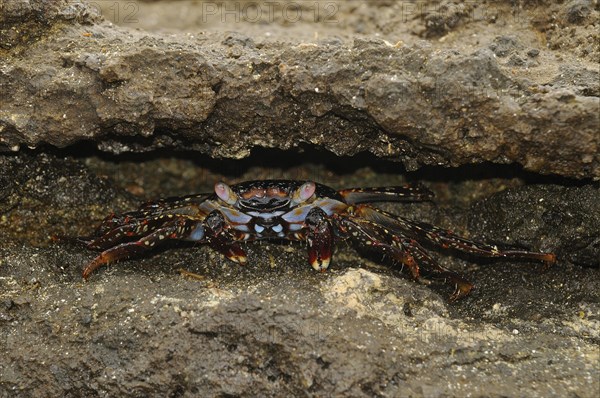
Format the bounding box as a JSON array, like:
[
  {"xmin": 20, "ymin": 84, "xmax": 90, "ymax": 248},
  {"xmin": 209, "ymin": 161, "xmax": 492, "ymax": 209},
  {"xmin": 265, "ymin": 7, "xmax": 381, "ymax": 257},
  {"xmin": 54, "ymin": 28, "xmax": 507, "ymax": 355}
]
[{"xmin": 1, "ymin": 0, "xmax": 598, "ymax": 179}]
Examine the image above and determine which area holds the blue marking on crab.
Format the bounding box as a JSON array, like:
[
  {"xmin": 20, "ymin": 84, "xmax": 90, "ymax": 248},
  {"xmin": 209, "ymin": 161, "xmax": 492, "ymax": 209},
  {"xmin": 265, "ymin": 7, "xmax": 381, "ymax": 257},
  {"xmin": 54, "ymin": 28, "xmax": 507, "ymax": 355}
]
[{"xmin": 188, "ymin": 225, "xmax": 205, "ymax": 242}]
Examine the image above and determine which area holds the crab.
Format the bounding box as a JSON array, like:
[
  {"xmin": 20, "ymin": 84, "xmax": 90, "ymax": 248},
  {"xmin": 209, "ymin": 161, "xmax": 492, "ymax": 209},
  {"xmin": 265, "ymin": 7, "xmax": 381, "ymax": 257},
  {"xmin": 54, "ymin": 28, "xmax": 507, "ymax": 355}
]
[{"xmin": 81, "ymin": 180, "xmax": 556, "ymax": 301}]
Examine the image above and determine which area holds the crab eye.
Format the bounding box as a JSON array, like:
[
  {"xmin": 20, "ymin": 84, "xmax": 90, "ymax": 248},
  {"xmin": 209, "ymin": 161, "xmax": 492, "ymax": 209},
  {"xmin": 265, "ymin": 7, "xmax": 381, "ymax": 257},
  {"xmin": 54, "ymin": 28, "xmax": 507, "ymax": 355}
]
[
  {"xmin": 214, "ymin": 182, "xmax": 238, "ymax": 205},
  {"xmin": 293, "ymin": 181, "xmax": 316, "ymax": 204}
]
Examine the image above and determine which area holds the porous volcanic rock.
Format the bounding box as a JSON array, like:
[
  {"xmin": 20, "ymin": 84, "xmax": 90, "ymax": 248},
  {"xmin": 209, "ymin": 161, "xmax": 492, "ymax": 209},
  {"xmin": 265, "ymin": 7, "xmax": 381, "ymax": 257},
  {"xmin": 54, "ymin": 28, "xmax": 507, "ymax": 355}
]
[
  {"xmin": 1, "ymin": 1, "xmax": 599, "ymax": 397},
  {"xmin": 1, "ymin": 0, "xmax": 598, "ymax": 179},
  {"xmin": 0, "ymin": 152, "xmax": 598, "ymax": 397}
]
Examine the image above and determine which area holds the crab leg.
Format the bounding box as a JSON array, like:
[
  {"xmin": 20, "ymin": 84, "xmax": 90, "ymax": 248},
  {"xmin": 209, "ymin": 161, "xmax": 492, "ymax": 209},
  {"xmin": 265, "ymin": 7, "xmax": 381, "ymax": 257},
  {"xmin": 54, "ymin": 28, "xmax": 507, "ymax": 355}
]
[
  {"xmin": 305, "ymin": 208, "xmax": 334, "ymax": 271},
  {"xmin": 356, "ymin": 206, "xmax": 556, "ymax": 264},
  {"xmin": 137, "ymin": 193, "xmax": 212, "ymax": 212},
  {"xmin": 82, "ymin": 216, "xmax": 173, "ymax": 250},
  {"xmin": 338, "ymin": 215, "xmax": 474, "ymax": 301},
  {"xmin": 82, "ymin": 217, "xmax": 199, "ymax": 279},
  {"xmin": 90, "ymin": 209, "xmax": 174, "ymax": 237},
  {"xmin": 338, "ymin": 184, "xmax": 434, "ymax": 204},
  {"xmin": 393, "ymin": 236, "xmax": 474, "ymax": 301},
  {"xmin": 82, "ymin": 199, "xmax": 216, "ymax": 250},
  {"xmin": 336, "ymin": 216, "xmax": 422, "ymax": 280}
]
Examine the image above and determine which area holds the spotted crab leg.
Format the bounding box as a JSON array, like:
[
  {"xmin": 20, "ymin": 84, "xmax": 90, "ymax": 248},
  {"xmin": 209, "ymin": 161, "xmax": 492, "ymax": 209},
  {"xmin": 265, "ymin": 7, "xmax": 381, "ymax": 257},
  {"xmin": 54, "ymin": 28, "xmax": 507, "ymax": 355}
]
[
  {"xmin": 393, "ymin": 236, "xmax": 474, "ymax": 301},
  {"xmin": 136, "ymin": 193, "xmax": 212, "ymax": 212},
  {"xmin": 82, "ymin": 197, "xmax": 215, "ymax": 250},
  {"xmin": 356, "ymin": 206, "xmax": 557, "ymax": 264},
  {"xmin": 336, "ymin": 214, "xmax": 474, "ymax": 301},
  {"xmin": 82, "ymin": 217, "xmax": 200, "ymax": 279},
  {"xmin": 336, "ymin": 215, "xmax": 422, "ymax": 279},
  {"xmin": 82, "ymin": 216, "xmax": 172, "ymax": 250},
  {"xmin": 338, "ymin": 184, "xmax": 434, "ymax": 204}
]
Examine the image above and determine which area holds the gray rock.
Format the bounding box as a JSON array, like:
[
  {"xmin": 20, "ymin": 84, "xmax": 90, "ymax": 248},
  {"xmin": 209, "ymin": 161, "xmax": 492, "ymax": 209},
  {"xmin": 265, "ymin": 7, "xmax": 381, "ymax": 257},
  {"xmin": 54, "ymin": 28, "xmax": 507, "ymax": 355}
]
[
  {"xmin": 563, "ymin": 0, "xmax": 592, "ymax": 24},
  {"xmin": 489, "ymin": 36, "xmax": 523, "ymax": 57},
  {"xmin": 1, "ymin": 0, "xmax": 599, "ymax": 396},
  {"xmin": 0, "ymin": 0, "xmax": 598, "ymax": 179},
  {"xmin": 0, "ymin": 152, "xmax": 598, "ymax": 397}
]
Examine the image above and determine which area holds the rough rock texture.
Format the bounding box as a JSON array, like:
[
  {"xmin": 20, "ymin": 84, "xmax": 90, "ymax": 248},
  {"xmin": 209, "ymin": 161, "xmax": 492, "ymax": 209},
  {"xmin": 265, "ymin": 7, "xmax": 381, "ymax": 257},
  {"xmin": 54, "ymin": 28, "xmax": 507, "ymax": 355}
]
[
  {"xmin": 0, "ymin": 153, "xmax": 599, "ymax": 397},
  {"xmin": 1, "ymin": 1, "xmax": 599, "ymax": 397},
  {"xmin": 1, "ymin": 0, "xmax": 599, "ymax": 178}
]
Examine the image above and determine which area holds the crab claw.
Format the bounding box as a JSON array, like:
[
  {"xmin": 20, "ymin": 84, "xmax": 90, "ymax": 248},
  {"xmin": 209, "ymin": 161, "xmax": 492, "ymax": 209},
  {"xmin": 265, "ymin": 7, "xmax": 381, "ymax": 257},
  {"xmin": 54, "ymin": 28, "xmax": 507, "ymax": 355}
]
[
  {"xmin": 220, "ymin": 244, "xmax": 248, "ymax": 265},
  {"xmin": 449, "ymin": 280, "xmax": 474, "ymax": 303},
  {"xmin": 305, "ymin": 207, "xmax": 333, "ymax": 271}
]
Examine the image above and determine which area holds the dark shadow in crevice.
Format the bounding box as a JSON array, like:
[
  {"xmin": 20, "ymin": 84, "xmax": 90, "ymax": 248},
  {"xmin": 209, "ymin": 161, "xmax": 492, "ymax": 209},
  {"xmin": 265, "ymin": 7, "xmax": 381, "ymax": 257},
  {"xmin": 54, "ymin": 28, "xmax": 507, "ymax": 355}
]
[{"xmin": 8, "ymin": 141, "xmax": 596, "ymax": 187}]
